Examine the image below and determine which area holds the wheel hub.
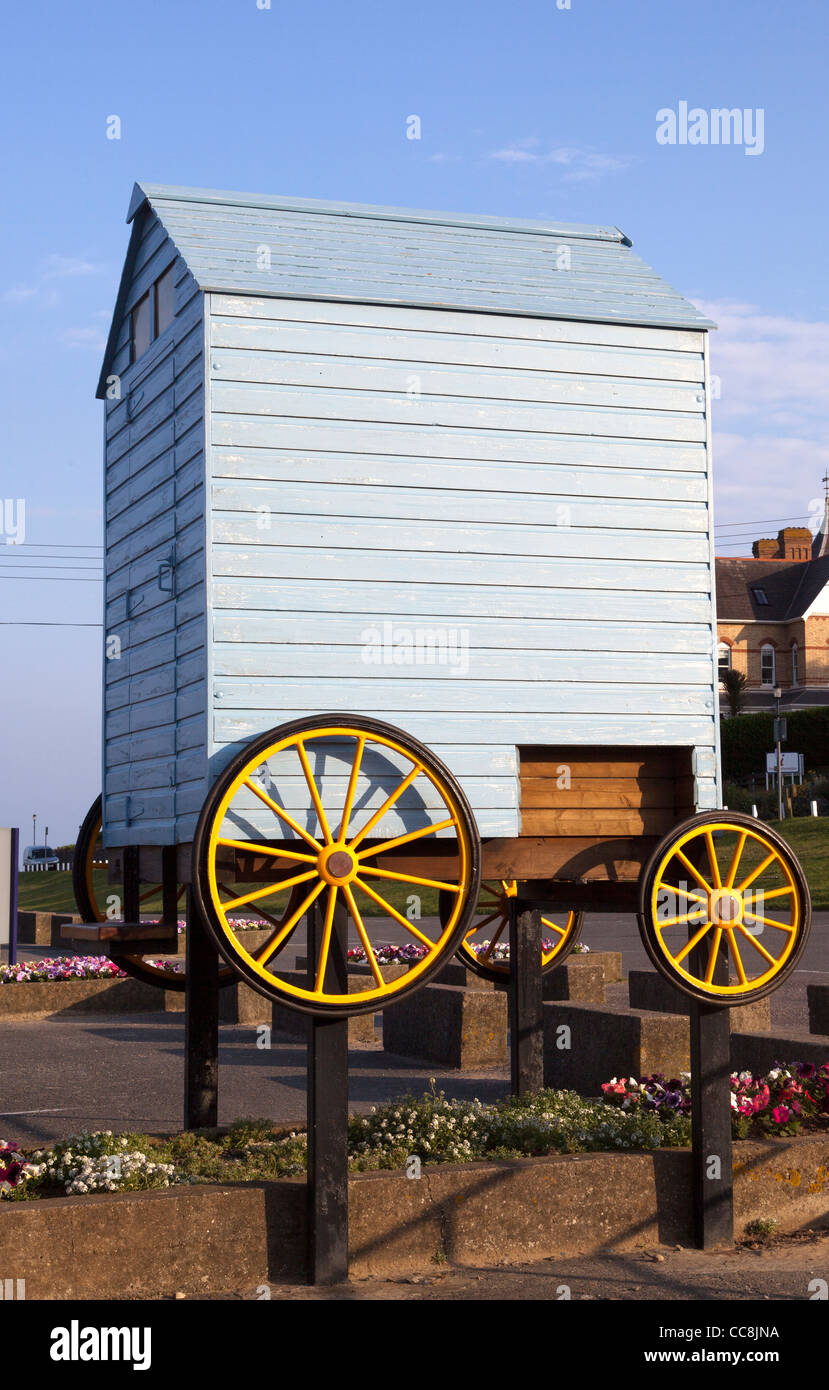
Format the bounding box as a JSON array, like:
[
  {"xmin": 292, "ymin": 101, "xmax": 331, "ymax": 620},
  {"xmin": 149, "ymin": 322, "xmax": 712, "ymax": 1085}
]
[
  {"xmin": 319, "ymin": 845, "xmax": 357, "ymax": 885},
  {"xmin": 708, "ymin": 887, "xmax": 744, "ymax": 927}
]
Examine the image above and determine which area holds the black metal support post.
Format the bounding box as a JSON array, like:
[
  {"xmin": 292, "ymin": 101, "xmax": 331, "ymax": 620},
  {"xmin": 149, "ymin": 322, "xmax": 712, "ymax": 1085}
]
[
  {"xmin": 307, "ymin": 898, "xmax": 350, "ymax": 1284},
  {"xmin": 508, "ymin": 898, "xmax": 544, "ymax": 1097},
  {"xmin": 184, "ymin": 885, "xmax": 219, "ymax": 1130}
]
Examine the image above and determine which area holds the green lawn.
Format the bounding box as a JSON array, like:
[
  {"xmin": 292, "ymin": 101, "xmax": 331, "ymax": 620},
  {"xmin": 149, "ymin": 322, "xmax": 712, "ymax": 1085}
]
[
  {"xmin": 16, "ymin": 868, "xmax": 439, "ymax": 920},
  {"xmin": 17, "ymin": 870, "xmax": 83, "ymax": 915},
  {"xmin": 767, "ymin": 817, "xmax": 829, "ymax": 910}
]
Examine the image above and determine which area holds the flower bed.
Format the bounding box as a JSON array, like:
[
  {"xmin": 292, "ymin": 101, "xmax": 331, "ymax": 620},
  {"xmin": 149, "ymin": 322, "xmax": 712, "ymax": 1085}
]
[
  {"xmin": 1, "ymin": 1089, "xmax": 689, "ymax": 1201},
  {"xmin": 4, "ymin": 1062, "xmax": 827, "ymax": 1203},
  {"xmin": 0, "ymin": 956, "xmax": 128, "ymax": 984},
  {"xmin": 345, "ymin": 940, "xmax": 590, "ymax": 966},
  {"xmin": 601, "ymin": 1062, "xmax": 829, "ymax": 1138}
]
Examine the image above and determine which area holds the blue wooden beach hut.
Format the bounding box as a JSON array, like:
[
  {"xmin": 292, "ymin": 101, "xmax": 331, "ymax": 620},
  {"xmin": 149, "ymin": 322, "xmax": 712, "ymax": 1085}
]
[{"xmin": 77, "ymin": 182, "xmax": 809, "ymax": 1014}]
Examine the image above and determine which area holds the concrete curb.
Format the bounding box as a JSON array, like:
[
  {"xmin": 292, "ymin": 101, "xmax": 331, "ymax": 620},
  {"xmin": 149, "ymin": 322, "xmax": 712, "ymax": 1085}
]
[
  {"xmin": 3, "ymin": 1137, "xmax": 827, "ymax": 1296},
  {"xmin": 0, "ymin": 977, "xmax": 175, "ymax": 1018}
]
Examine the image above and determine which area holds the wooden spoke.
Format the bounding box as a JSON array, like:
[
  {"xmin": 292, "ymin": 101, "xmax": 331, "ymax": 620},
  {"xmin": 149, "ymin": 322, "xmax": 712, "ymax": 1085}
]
[
  {"xmin": 138, "ymin": 884, "xmax": 162, "ymax": 904},
  {"xmin": 734, "ymin": 924, "xmax": 778, "ymax": 966},
  {"xmin": 541, "ymin": 917, "xmax": 569, "ymax": 936},
  {"xmin": 728, "ymin": 931, "xmax": 748, "ymax": 986},
  {"xmin": 656, "ymin": 909, "xmax": 709, "ymax": 929},
  {"xmin": 724, "ymin": 830, "xmax": 748, "ymax": 889},
  {"xmin": 742, "ymin": 911, "xmax": 796, "ymax": 933},
  {"xmin": 359, "ymin": 865, "xmax": 463, "ymax": 893},
  {"xmin": 347, "ymin": 764, "xmax": 422, "ymax": 850},
  {"xmin": 655, "ymin": 882, "xmax": 709, "ymax": 906},
  {"xmin": 673, "ymin": 848, "xmax": 713, "ymax": 893},
  {"xmin": 244, "ymin": 778, "xmax": 322, "ymax": 852},
  {"xmin": 480, "ymin": 917, "xmax": 508, "ymax": 961},
  {"xmin": 752, "ymin": 885, "xmax": 795, "ymax": 902},
  {"xmin": 221, "ymin": 868, "xmax": 317, "ymax": 912},
  {"xmin": 216, "ymin": 881, "xmax": 298, "ymax": 935},
  {"xmin": 353, "ymin": 877, "xmax": 435, "ymax": 948},
  {"xmin": 218, "ymin": 836, "xmax": 317, "ymax": 864},
  {"xmin": 314, "ymin": 886, "xmax": 338, "ymax": 993},
  {"xmin": 735, "ymin": 851, "xmax": 778, "ymax": 895},
  {"xmin": 256, "ymin": 880, "xmax": 326, "ymax": 966},
  {"xmin": 470, "ymin": 910, "xmax": 503, "ymax": 932},
  {"xmin": 671, "ymin": 919, "xmax": 717, "ymax": 964},
  {"xmin": 342, "ymin": 883, "xmax": 383, "ymax": 987},
  {"xmin": 704, "ymin": 831, "xmax": 722, "ymax": 889},
  {"xmin": 356, "ymin": 817, "xmax": 455, "ymax": 861},
  {"xmin": 336, "ymin": 734, "xmax": 366, "ymax": 841},
  {"xmin": 296, "ymin": 739, "xmax": 333, "ymax": 845},
  {"xmin": 704, "ymin": 927, "xmax": 724, "ymax": 983}
]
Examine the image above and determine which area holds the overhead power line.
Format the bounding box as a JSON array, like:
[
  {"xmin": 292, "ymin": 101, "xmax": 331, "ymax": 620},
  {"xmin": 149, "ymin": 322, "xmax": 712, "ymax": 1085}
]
[{"xmin": 715, "ymin": 513, "xmax": 816, "ymax": 532}]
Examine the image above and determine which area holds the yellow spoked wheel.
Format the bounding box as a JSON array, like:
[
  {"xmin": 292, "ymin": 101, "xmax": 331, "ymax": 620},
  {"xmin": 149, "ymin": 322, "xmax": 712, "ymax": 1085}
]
[
  {"xmin": 72, "ymin": 796, "xmax": 242, "ymax": 992},
  {"xmin": 638, "ymin": 811, "xmax": 811, "ymax": 1006},
  {"xmin": 192, "ymin": 715, "xmax": 482, "ymax": 1016},
  {"xmin": 439, "ymin": 879, "xmax": 583, "ymax": 982}
]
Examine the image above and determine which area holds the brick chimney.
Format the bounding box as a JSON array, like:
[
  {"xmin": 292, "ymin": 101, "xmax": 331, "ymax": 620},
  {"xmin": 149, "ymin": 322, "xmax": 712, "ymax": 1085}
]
[{"xmin": 752, "ymin": 527, "xmax": 812, "ymax": 561}]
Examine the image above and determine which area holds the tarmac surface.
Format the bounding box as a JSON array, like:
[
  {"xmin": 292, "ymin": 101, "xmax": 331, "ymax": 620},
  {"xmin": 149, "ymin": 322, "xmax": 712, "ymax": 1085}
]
[{"xmin": 1, "ymin": 911, "xmax": 827, "ymax": 1146}]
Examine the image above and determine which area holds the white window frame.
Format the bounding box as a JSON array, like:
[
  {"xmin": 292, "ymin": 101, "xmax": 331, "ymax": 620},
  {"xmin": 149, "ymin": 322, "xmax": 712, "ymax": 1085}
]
[
  {"xmin": 791, "ymin": 642, "xmax": 799, "ymax": 686},
  {"xmin": 760, "ymin": 644, "xmax": 776, "ymax": 686},
  {"xmin": 717, "ymin": 642, "xmax": 732, "ymax": 676}
]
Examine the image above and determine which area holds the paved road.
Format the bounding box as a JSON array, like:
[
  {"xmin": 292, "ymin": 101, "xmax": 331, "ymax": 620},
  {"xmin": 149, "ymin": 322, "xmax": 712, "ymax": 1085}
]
[
  {"xmin": 1, "ymin": 911, "xmax": 826, "ymax": 1146},
  {"xmin": 0, "ymin": 1016, "xmax": 511, "ymax": 1146}
]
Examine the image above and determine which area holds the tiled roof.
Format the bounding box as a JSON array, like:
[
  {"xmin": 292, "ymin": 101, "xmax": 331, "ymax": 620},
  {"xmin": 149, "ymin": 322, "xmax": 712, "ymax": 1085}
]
[{"xmin": 716, "ymin": 555, "xmax": 829, "ymax": 621}]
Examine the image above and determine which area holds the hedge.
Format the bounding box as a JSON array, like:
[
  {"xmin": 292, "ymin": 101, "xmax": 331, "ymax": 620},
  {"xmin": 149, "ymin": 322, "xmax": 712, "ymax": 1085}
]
[{"xmin": 721, "ymin": 706, "xmax": 829, "ymax": 782}]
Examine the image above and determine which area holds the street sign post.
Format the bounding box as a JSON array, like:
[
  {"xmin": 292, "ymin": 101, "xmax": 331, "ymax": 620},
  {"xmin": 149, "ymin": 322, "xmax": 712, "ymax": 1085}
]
[{"xmin": 0, "ymin": 828, "xmax": 19, "ymax": 966}]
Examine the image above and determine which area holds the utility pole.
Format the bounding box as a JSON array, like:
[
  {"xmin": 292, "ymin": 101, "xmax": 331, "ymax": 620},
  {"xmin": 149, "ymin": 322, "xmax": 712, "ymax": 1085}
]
[{"xmin": 32, "ymin": 813, "xmax": 36, "ymax": 850}]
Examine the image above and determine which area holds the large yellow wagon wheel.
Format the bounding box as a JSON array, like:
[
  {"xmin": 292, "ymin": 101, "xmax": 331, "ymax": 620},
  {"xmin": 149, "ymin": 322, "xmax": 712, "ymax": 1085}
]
[
  {"xmin": 192, "ymin": 715, "xmax": 482, "ymax": 1017},
  {"xmin": 439, "ymin": 880, "xmax": 583, "ymax": 982},
  {"xmin": 638, "ymin": 811, "xmax": 811, "ymax": 1006},
  {"xmin": 72, "ymin": 797, "xmax": 242, "ymax": 991}
]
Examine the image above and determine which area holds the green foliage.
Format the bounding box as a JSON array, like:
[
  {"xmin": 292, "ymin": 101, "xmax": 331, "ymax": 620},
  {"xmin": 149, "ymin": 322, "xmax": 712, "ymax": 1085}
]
[
  {"xmin": 720, "ymin": 668, "xmax": 748, "ymax": 716},
  {"xmin": 721, "ymin": 706, "xmax": 829, "ymax": 782},
  {"xmin": 744, "ymin": 1217, "xmax": 777, "ymax": 1241}
]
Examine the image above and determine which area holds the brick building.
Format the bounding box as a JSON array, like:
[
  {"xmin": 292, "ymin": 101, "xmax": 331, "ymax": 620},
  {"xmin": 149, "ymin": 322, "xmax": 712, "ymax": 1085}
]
[{"xmin": 716, "ymin": 506, "xmax": 829, "ymax": 710}]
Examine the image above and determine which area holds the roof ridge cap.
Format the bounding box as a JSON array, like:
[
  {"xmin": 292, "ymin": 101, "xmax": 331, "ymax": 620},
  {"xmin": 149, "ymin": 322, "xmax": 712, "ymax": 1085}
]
[{"xmin": 128, "ymin": 181, "xmax": 628, "ymax": 243}]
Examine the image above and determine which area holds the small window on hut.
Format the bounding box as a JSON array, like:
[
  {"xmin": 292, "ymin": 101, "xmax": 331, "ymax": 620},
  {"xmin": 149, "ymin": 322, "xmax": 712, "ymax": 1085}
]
[
  {"xmin": 130, "ymin": 290, "xmax": 152, "ymax": 363},
  {"xmin": 154, "ymin": 264, "xmax": 175, "ymax": 337}
]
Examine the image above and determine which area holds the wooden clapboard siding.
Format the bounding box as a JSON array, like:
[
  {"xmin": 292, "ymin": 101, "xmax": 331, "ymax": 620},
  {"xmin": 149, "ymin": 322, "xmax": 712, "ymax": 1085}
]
[
  {"xmin": 102, "ymin": 208, "xmax": 208, "ymax": 846},
  {"xmin": 205, "ymin": 295, "xmax": 717, "ymax": 841},
  {"xmin": 518, "ymin": 746, "xmax": 696, "ymax": 838}
]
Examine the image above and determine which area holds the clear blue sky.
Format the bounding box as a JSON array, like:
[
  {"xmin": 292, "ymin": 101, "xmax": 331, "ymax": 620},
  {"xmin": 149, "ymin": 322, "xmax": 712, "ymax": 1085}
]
[{"xmin": 1, "ymin": 0, "xmax": 827, "ymax": 847}]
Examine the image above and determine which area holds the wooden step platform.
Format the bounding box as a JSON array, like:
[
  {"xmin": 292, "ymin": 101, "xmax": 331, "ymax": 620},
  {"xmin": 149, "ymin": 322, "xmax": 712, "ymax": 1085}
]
[{"xmin": 60, "ymin": 923, "xmax": 178, "ymax": 956}]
